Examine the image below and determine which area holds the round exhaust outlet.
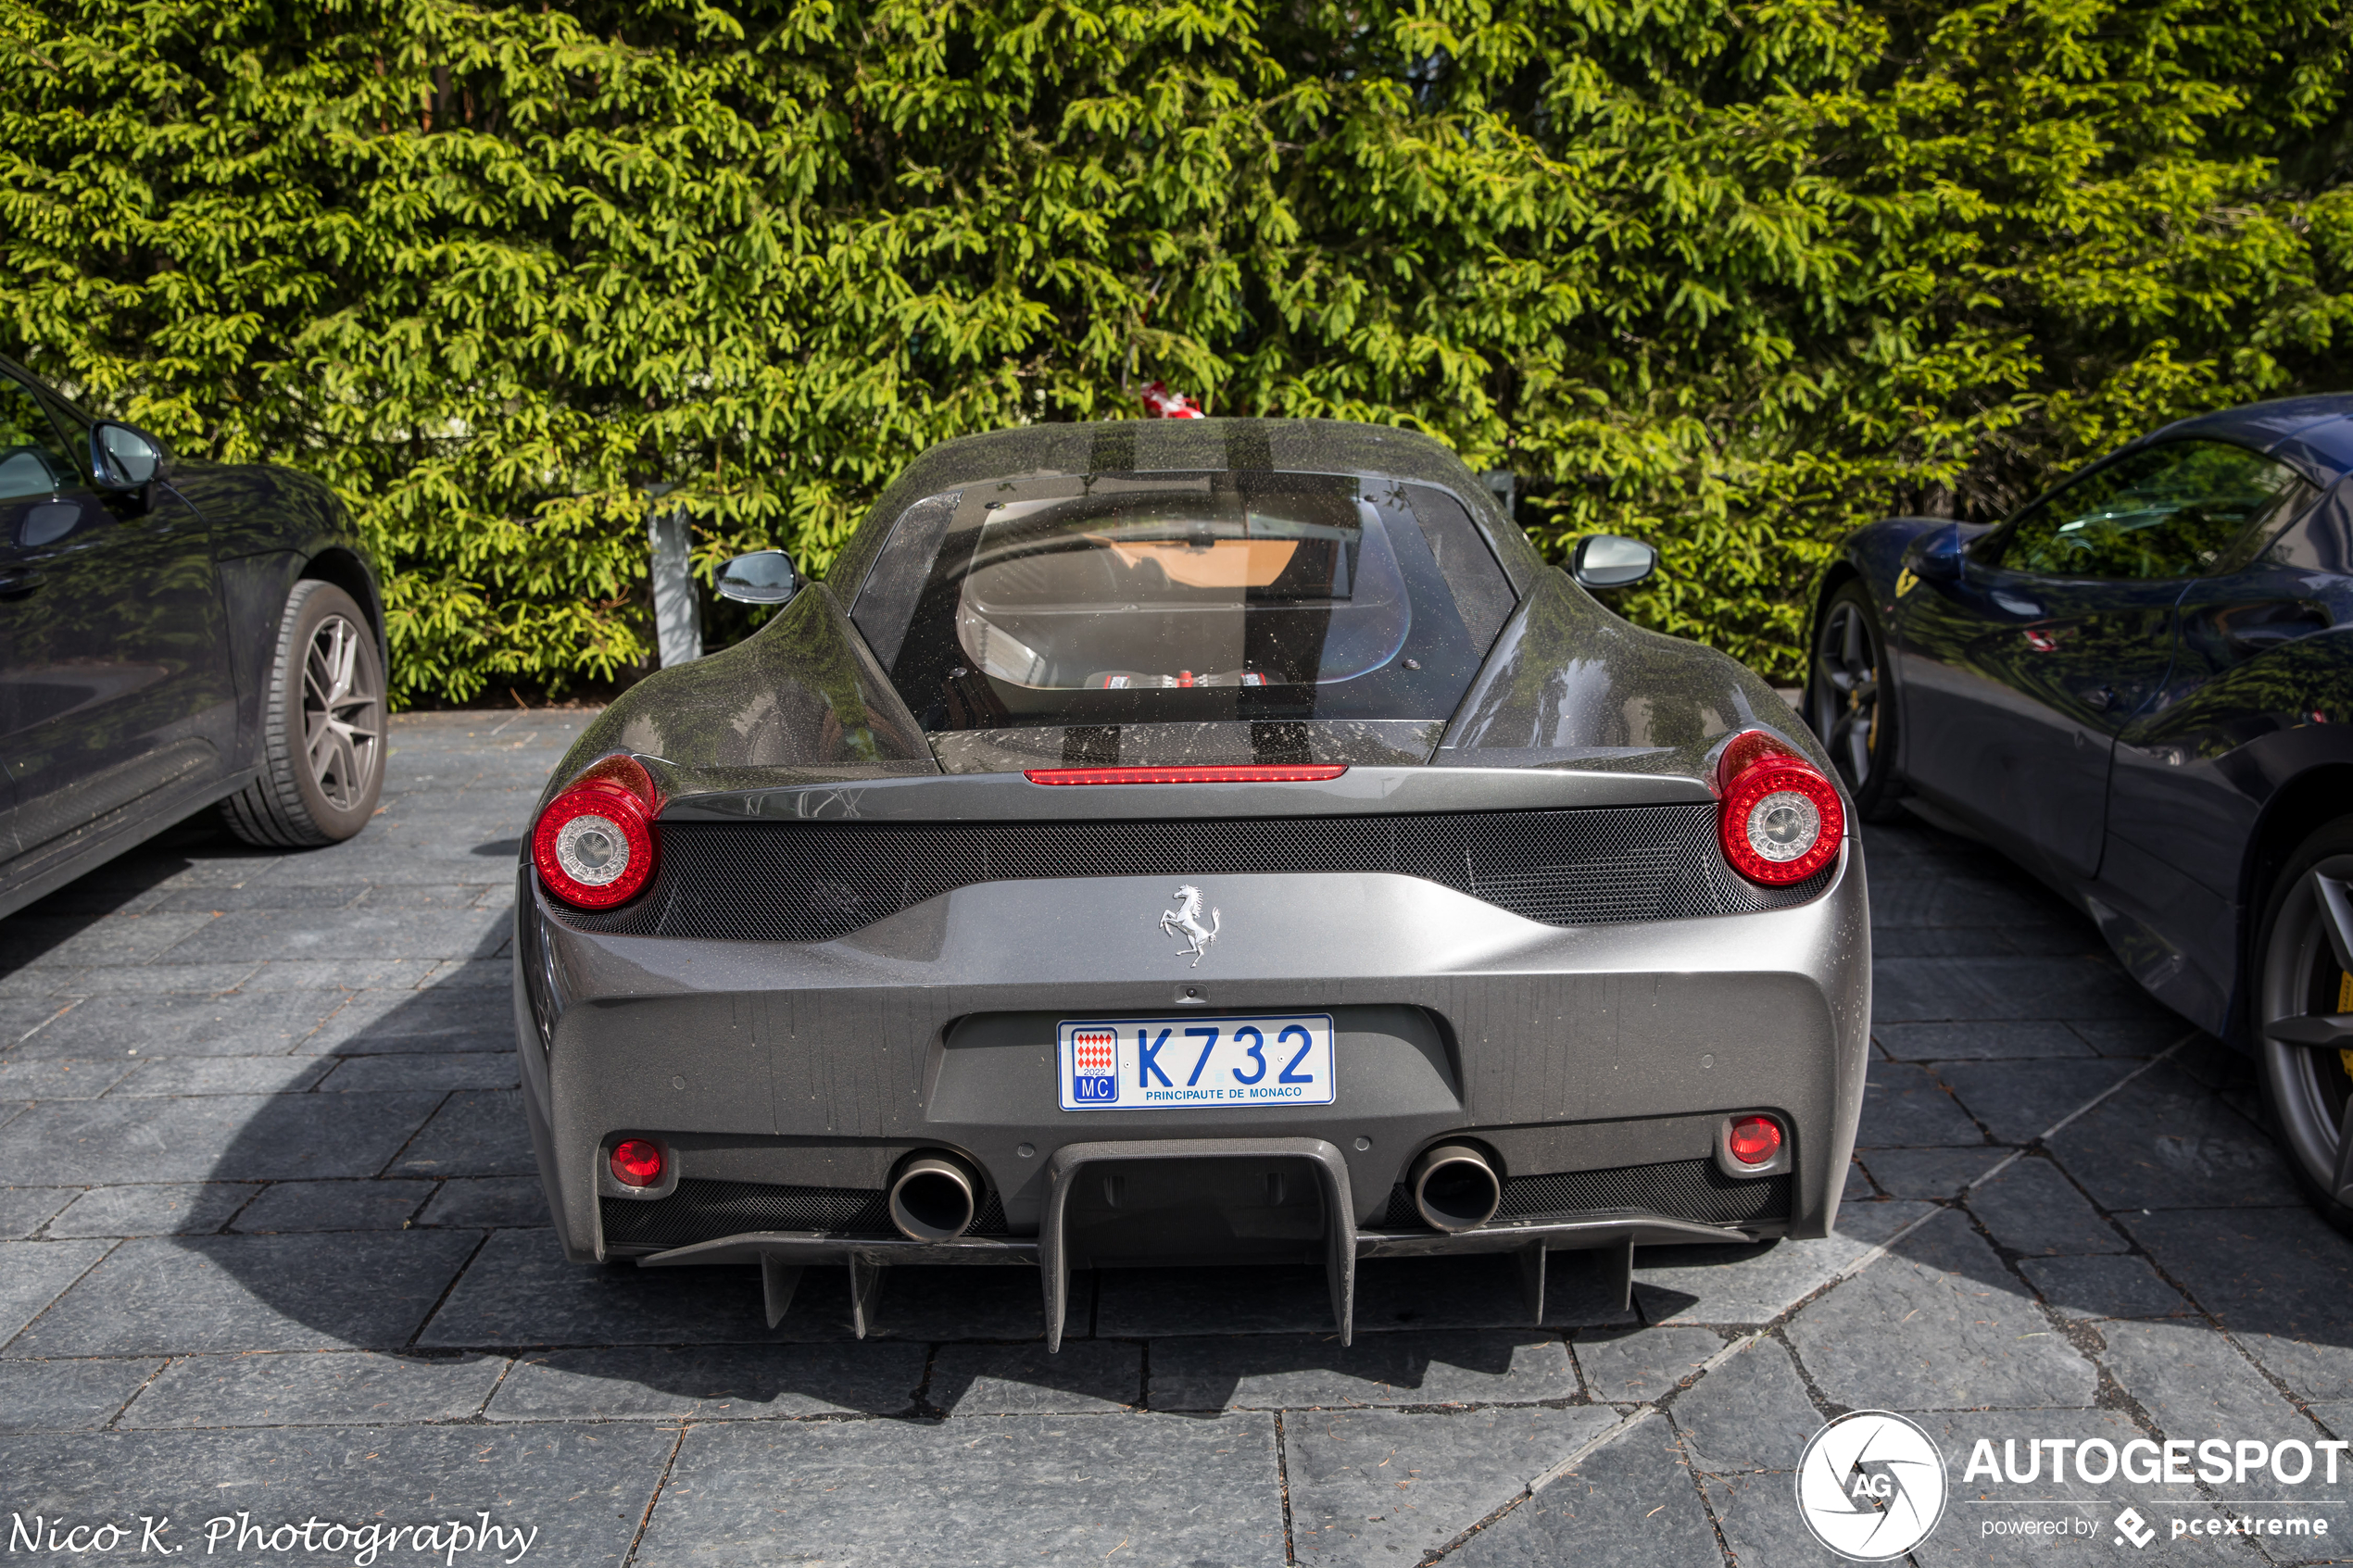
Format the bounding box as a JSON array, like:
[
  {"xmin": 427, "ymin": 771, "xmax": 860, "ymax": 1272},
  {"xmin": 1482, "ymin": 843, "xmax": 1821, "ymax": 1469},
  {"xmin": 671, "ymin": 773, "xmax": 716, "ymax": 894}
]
[
  {"xmin": 1408, "ymin": 1143, "xmax": 1501, "ymax": 1232},
  {"xmin": 888, "ymin": 1152, "xmax": 980, "ymax": 1242}
]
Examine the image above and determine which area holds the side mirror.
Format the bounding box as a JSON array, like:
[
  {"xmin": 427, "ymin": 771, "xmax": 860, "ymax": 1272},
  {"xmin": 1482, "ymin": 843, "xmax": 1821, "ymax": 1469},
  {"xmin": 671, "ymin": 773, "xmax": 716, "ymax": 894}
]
[
  {"xmin": 1912, "ymin": 524, "xmax": 1963, "ymax": 583},
  {"xmin": 91, "ymin": 422, "xmax": 169, "ymax": 491},
  {"xmin": 715, "ymin": 549, "xmax": 800, "ymax": 606},
  {"xmin": 1570, "ymin": 533, "xmax": 1658, "ymax": 590}
]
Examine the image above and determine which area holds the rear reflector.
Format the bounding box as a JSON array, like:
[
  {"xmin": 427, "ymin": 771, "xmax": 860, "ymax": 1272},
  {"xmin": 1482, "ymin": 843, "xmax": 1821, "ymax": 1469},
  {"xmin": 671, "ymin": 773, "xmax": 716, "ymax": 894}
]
[
  {"xmin": 610, "ymin": 1138, "xmax": 664, "ymax": 1187},
  {"xmin": 1024, "ymin": 764, "xmax": 1348, "ymax": 785},
  {"xmin": 1728, "ymin": 1116, "xmax": 1783, "ymax": 1165}
]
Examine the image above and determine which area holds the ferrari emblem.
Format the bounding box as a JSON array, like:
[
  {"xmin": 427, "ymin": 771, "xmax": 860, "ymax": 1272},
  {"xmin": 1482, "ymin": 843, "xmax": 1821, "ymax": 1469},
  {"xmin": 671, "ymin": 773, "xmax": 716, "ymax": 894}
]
[{"xmin": 1159, "ymin": 884, "xmax": 1221, "ymax": 966}]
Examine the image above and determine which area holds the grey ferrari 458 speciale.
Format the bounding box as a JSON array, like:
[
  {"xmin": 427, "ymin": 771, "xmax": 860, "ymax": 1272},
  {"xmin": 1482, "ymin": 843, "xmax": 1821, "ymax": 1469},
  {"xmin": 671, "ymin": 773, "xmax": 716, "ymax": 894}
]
[{"xmin": 512, "ymin": 419, "xmax": 1870, "ymax": 1347}]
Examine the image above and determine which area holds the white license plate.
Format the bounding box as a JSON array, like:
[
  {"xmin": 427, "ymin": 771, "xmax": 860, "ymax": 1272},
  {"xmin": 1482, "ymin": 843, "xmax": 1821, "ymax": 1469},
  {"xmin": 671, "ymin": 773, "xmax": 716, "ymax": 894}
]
[{"xmin": 1057, "ymin": 1014, "xmax": 1337, "ymax": 1111}]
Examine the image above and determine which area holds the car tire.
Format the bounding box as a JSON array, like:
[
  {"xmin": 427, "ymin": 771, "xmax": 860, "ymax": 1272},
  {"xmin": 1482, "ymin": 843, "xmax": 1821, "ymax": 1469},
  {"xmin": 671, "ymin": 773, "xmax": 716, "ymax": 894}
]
[
  {"xmin": 221, "ymin": 580, "xmax": 387, "ymax": 847},
  {"xmin": 2252, "ymin": 818, "xmax": 2353, "ymax": 1236},
  {"xmin": 1807, "ymin": 580, "xmax": 1904, "ymax": 822}
]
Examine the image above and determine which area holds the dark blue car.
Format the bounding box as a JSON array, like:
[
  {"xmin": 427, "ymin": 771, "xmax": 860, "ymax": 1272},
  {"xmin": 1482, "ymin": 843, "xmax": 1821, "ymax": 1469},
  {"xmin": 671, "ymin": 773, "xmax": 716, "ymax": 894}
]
[{"xmin": 1806, "ymin": 395, "xmax": 2353, "ymax": 1230}]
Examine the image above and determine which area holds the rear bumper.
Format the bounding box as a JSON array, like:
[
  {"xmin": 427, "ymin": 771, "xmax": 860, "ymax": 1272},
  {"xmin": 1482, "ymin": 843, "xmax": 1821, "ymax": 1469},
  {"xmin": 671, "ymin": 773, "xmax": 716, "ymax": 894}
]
[{"xmin": 513, "ymin": 837, "xmax": 1870, "ymax": 1335}]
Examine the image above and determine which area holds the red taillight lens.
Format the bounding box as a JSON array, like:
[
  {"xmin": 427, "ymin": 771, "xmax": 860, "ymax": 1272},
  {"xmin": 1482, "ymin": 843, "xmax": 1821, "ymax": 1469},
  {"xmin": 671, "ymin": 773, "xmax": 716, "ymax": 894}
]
[
  {"xmin": 1716, "ymin": 731, "xmax": 1844, "ymax": 886},
  {"xmin": 533, "ymin": 778, "xmax": 657, "ymax": 909},
  {"xmin": 1024, "ymin": 764, "xmax": 1348, "ymax": 785},
  {"xmin": 610, "ymin": 1138, "xmax": 663, "ymax": 1186},
  {"xmin": 1728, "ymin": 1116, "xmax": 1782, "ymax": 1165}
]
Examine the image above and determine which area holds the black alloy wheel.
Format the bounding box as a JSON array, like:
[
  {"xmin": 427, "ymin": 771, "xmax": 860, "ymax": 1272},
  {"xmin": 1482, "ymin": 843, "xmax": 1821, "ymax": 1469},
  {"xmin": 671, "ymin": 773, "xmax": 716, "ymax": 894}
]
[
  {"xmin": 1808, "ymin": 582, "xmax": 1902, "ymax": 820},
  {"xmin": 221, "ymin": 579, "xmax": 388, "ymax": 847},
  {"xmin": 2253, "ymin": 820, "xmax": 2353, "ymax": 1235}
]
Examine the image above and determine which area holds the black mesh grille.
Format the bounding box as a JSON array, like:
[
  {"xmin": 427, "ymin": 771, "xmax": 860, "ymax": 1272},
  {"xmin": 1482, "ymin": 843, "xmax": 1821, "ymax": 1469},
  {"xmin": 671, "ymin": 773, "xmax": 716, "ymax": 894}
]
[
  {"xmin": 602, "ymin": 1178, "xmax": 1012, "ymax": 1250},
  {"xmin": 1381, "ymin": 1158, "xmax": 1792, "ymax": 1230},
  {"xmin": 557, "ymin": 804, "xmax": 1828, "ymax": 943}
]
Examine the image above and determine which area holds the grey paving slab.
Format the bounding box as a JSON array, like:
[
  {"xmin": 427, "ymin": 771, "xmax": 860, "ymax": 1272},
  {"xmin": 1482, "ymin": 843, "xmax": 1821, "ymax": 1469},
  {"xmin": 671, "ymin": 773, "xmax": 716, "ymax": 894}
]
[
  {"xmin": 1671, "ymin": 1334, "xmax": 1822, "ymax": 1474},
  {"xmin": 1858, "ymin": 1146, "xmax": 2015, "ymax": 1198},
  {"xmin": 121, "ymin": 1349, "xmax": 508, "ymax": 1427},
  {"xmin": 1937, "ymin": 1057, "xmax": 2142, "ymax": 1146},
  {"xmin": 164, "ymin": 906, "xmax": 507, "ymax": 965},
  {"xmin": 1449, "ymin": 1411, "xmax": 1718, "ymax": 1567},
  {"xmin": 305, "ymin": 985, "xmax": 513, "ymax": 1053},
  {"xmin": 421, "ymin": 1227, "xmax": 846, "ymax": 1347},
  {"xmin": 229, "ymin": 1179, "xmax": 434, "ymax": 1233},
  {"xmin": 1287, "ymin": 1405, "xmax": 1621, "ymax": 1566},
  {"xmin": 6, "ymin": 987, "xmax": 337, "ymax": 1057},
  {"xmin": 0, "ymin": 1186, "xmax": 74, "ymax": 1238},
  {"xmin": 1857, "ymin": 1061, "xmax": 1987, "ymax": 1147},
  {"xmin": 0, "ymin": 1239, "xmax": 112, "ymax": 1343},
  {"xmin": 2019, "ymin": 1254, "xmax": 2195, "ymax": 1321},
  {"xmin": 355, "ymin": 883, "xmax": 513, "ymax": 910},
  {"xmin": 5, "ymin": 1230, "xmax": 482, "ymax": 1356},
  {"xmin": 0, "ymin": 1424, "xmax": 670, "ymax": 1565},
  {"xmin": 488, "ymin": 1342, "xmax": 925, "ymax": 1421},
  {"xmin": 45, "ymin": 1183, "xmax": 256, "ymax": 1237},
  {"xmin": 636, "ymin": 1413, "xmax": 1289, "ymax": 1568},
  {"xmin": 930, "ymin": 1339, "xmax": 1139, "ymax": 1414},
  {"xmin": 0, "ymin": 1057, "xmax": 136, "ymax": 1099},
  {"xmin": 414, "ymin": 1175, "xmax": 548, "ymax": 1228},
  {"xmin": 419, "ymin": 957, "xmax": 515, "ymax": 990},
  {"xmin": 146, "ymin": 882, "xmax": 364, "ymax": 913},
  {"xmin": 2067, "ymin": 1016, "xmax": 2190, "ymax": 1056},
  {"xmin": 1875, "ymin": 1022, "xmax": 2094, "ymax": 1060},
  {"xmin": 0, "ymin": 1357, "xmax": 162, "ymax": 1430},
  {"xmin": 14, "ymin": 960, "xmax": 263, "ymax": 997},
  {"xmin": 234, "ymin": 957, "xmax": 443, "ymax": 990},
  {"xmin": 0, "ymin": 996, "xmax": 75, "ymax": 1044},
  {"xmin": 0, "ymin": 1091, "xmax": 442, "ymax": 1184},
  {"xmin": 387, "ymin": 1089, "xmax": 533, "ymax": 1177},
  {"xmin": 2125, "ymin": 1207, "xmax": 2353, "ymax": 1400},
  {"xmin": 1632, "ymin": 1216, "xmax": 1928, "ymax": 1327},
  {"xmin": 1965, "ymin": 1157, "xmax": 2129, "ymax": 1256},
  {"xmin": 1787, "ymin": 1210, "xmax": 2097, "ymax": 1411},
  {"xmin": 2311, "ymin": 1401, "xmax": 2353, "ymax": 1439},
  {"xmin": 2049, "ymin": 1067, "xmax": 2305, "ymax": 1210},
  {"xmin": 1571, "ymin": 1325, "xmax": 1724, "ymax": 1403},
  {"xmin": 0, "ymin": 912, "xmax": 219, "ymax": 970},
  {"xmin": 1903, "ymin": 1408, "xmax": 2251, "ymax": 1567},
  {"xmin": 1151, "ymin": 1330, "xmax": 1576, "ymax": 1411},
  {"xmin": 1874, "ymin": 953, "xmax": 2171, "ymax": 1022},
  {"xmin": 1843, "ymin": 1160, "xmax": 1876, "ymax": 1203},
  {"xmin": 104, "ymin": 1055, "xmax": 332, "ymax": 1096},
  {"xmin": 1698, "ymin": 1470, "xmax": 1843, "ymax": 1567},
  {"xmin": 317, "ymin": 1051, "xmax": 517, "ymax": 1092},
  {"xmin": 2100, "ymin": 1318, "xmax": 2310, "ymax": 1440}
]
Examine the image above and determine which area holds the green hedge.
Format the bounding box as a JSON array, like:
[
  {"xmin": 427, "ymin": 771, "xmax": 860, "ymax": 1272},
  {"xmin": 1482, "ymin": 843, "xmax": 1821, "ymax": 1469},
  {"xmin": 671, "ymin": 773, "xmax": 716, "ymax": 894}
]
[{"xmin": 6, "ymin": 0, "xmax": 2348, "ymax": 698}]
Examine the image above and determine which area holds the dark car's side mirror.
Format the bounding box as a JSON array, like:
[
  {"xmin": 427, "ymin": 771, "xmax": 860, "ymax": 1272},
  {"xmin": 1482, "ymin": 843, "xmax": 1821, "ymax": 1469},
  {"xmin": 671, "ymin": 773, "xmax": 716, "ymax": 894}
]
[
  {"xmin": 1912, "ymin": 524, "xmax": 1964, "ymax": 583},
  {"xmin": 715, "ymin": 549, "xmax": 800, "ymax": 606},
  {"xmin": 90, "ymin": 422, "xmax": 170, "ymax": 492},
  {"xmin": 1570, "ymin": 533, "xmax": 1658, "ymax": 590}
]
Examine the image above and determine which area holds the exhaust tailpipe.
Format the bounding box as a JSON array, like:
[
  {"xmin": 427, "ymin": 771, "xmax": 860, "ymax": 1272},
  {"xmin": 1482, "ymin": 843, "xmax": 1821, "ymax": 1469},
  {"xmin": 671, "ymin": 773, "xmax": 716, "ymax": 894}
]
[
  {"xmin": 888, "ymin": 1151, "xmax": 979, "ymax": 1242},
  {"xmin": 1408, "ymin": 1143, "xmax": 1501, "ymax": 1232}
]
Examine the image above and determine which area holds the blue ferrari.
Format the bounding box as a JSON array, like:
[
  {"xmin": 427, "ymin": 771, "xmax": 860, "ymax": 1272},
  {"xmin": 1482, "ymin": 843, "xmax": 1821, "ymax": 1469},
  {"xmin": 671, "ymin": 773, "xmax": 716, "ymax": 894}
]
[{"xmin": 1806, "ymin": 395, "xmax": 2353, "ymax": 1230}]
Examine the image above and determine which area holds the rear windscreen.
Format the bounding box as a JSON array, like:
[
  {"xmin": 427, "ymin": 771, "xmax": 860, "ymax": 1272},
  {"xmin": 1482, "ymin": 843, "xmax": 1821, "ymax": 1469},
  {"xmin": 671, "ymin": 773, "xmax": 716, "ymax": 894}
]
[{"xmin": 853, "ymin": 470, "xmax": 1510, "ymax": 732}]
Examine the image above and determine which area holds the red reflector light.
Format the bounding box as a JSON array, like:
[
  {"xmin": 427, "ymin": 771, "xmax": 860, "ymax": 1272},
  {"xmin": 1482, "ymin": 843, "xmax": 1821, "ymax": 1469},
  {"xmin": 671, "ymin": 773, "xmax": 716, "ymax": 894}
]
[
  {"xmin": 533, "ymin": 776, "xmax": 658, "ymax": 909},
  {"xmin": 1728, "ymin": 1116, "xmax": 1782, "ymax": 1165},
  {"xmin": 1715, "ymin": 730, "xmax": 1844, "ymax": 886},
  {"xmin": 1024, "ymin": 764, "xmax": 1349, "ymax": 785},
  {"xmin": 610, "ymin": 1138, "xmax": 663, "ymax": 1186}
]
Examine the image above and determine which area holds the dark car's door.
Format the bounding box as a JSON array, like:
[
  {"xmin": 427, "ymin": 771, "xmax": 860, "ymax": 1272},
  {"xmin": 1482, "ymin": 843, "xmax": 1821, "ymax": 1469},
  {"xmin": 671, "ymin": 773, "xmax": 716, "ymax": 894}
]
[
  {"xmin": 0, "ymin": 373, "xmax": 236, "ymax": 870},
  {"xmin": 1894, "ymin": 439, "xmax": 2309, "ymax": 884}
]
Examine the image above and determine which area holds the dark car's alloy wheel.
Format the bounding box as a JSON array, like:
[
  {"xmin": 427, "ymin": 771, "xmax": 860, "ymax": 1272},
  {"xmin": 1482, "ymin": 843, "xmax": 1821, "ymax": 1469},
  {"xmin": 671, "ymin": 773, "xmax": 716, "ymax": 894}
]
[
  {"xmin": 2254, "ymin": 821, "xmax": 2353, "ymax": 1234},
  {"xmin": 222, "ymin": 580, "xmax": 387, "ymax": 847},
  {"xmin": 1808, "ymin": 583, "xmax": 1902, "ymax": 820}
]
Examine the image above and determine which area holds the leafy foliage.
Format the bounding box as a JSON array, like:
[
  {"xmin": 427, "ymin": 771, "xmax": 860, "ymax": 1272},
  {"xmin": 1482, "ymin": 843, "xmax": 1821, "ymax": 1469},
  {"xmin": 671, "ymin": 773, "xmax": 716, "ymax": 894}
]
[{"xmin": 4, "ymin": 0, "xmax": 2347, "ymax": 696}]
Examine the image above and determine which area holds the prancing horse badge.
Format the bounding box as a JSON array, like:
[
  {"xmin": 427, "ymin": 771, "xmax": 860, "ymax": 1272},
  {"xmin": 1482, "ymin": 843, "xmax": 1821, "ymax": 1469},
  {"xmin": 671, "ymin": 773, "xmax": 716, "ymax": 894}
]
[{"xmin": 1159, "ymin": 884, "xmax": 1220, "ymax": 966}]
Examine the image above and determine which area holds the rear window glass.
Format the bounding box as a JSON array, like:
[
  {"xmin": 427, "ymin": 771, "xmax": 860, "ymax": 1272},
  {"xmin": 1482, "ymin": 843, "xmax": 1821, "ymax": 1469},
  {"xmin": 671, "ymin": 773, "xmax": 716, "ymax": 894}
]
[{"xmin": 855, "ymin": 470, "xmax": 1509, "ymax": 732}]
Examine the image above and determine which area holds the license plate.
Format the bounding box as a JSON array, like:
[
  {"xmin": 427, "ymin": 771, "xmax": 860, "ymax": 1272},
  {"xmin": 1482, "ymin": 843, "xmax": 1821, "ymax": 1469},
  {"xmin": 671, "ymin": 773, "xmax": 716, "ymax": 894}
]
[{"xmin": 1058, "ymin": 1014, "xmax": 1337, "ymax": 1111}]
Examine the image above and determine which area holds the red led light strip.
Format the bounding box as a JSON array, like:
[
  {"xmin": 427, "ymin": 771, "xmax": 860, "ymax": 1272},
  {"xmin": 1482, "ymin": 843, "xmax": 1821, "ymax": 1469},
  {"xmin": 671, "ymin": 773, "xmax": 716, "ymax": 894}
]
[{"xmin": 1024, "ymin": 764, "xmax": 1349, "ymax": 785}]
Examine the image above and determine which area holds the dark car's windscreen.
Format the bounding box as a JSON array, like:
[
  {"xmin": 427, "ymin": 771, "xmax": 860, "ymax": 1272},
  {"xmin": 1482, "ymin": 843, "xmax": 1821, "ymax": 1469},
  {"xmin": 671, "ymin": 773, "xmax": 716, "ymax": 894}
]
[{"xmin": 855, "ymin": 471, "xmax": 1510, "ymax": 732}]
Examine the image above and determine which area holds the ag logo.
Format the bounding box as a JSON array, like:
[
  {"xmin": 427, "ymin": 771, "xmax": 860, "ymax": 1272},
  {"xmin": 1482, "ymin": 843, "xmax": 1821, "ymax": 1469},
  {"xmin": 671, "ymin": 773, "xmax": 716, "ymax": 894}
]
[{"xmin": 1794, "ymin": 1411, "xmax": 1948, "ymax": 1561}]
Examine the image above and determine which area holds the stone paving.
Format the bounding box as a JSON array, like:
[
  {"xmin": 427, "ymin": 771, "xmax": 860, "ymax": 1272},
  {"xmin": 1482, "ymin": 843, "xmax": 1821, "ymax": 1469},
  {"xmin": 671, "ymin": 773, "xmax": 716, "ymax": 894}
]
[{"xmin": 0, "ymin": 711, "xmax": 2348, "ymax": 1565}]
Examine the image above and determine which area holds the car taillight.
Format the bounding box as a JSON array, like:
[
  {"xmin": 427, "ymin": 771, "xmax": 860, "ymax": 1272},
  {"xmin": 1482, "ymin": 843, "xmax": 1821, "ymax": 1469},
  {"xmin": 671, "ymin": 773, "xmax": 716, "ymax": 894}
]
[
  {"xmin": 533, "ymin": 759, "xmax": 659, "ymax": 909},
  {"xmin": 1728, "ymin": 1115, "xmax": 1783, "ymax": 1165},
  {"xmin": 1716, "ymin": 730, "xmax": 1844, "ymax": 885},
  {"xmin": 610, "ymin": 1138, "xmax": 663, "ymax": 1186}
]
